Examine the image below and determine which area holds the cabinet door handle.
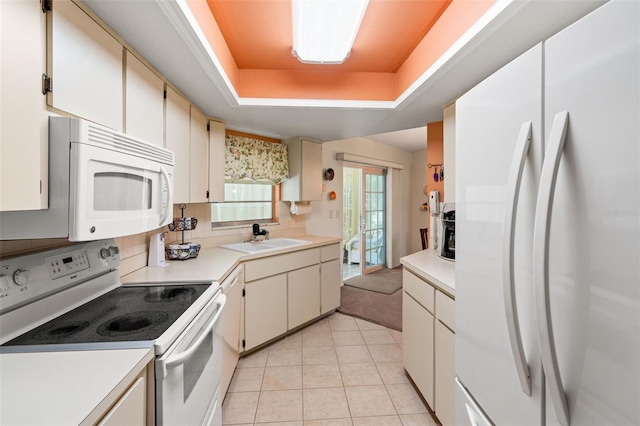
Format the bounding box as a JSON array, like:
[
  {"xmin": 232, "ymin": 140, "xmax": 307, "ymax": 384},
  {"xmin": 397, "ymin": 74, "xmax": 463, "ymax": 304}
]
[
  {"xmin": 501, "ymin": 121, "xmax": 532, "ymax": 395},
  {"xmin": 533, "ymin": 110, "xmax": 570, "ymax": 426}
]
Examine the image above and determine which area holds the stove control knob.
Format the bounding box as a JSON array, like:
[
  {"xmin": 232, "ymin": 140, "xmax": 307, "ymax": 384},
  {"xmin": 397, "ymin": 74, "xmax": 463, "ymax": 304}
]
[
  {"xmin": 109, "ymin": 246, "xmax": 119, "ymax": 256},
  {"xmin": 13, "ymin": 269, "xmax": 30, "ymax": 287},
  {"xmin": 100, "ymin": 248, "xmax": 111, "ymax": 259}
]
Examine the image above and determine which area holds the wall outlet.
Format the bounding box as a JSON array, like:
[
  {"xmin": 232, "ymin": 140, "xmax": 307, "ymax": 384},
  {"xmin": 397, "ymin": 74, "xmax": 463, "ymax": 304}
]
[
  {"xmin": 329, "ymin": 210, "xmax": 334, "ymax": 219},
  {"xmin": 286, "ymin": 218, "xmax": 292, "ymax": 228}
]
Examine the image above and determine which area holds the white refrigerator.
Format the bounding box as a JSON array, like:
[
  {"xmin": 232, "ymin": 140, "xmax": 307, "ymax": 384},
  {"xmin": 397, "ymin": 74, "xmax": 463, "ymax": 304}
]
[{"xmin": 455, "ymin": 1, "xmax": 639, "ymax": 425}]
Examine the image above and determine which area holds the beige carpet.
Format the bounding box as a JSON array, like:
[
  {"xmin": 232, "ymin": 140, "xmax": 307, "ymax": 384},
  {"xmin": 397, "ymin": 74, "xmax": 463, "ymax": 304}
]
[
  {"xmin": 343, "ymin": 266, "xmax": 403, "ymax": 294},
  {"xmin": 338, "ymin": 267, "xmax": 403, "ymax": 331}
]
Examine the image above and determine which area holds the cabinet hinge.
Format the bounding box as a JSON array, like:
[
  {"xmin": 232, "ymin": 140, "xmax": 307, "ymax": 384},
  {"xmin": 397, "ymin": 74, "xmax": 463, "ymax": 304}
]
[
  {"xmin": 41, "ymin": 0, "xmax": 52, "ymax": 13},
  {"xmin": 242, "ymin": 288, "xmax": 245, "ymax": 297},
  {"xmin": 40, "ymin": 180, "xmax": 43, "ymax": 194},
  {"xmin": 206, "ymin": 190, "xmax": 210, "ymax": 199},
  {"xmin": 163, "ymin": 89, "xmax": 167, "ymax": 99},
  {"xmin": 242, "ymin": 339, "xmax": 246, "ymax": 348},
  {"xmin": 42, "ymin": 74, "xmax": 52, "ymax": 95},
  {"xmin": 206, "ymin": 123, "xmax": 210, "ymax": 132}
]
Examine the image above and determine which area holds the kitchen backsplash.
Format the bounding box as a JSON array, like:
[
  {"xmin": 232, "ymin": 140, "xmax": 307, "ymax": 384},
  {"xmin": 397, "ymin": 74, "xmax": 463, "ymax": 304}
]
[
  {"xmin": 0, "ymin": 230, "xmax": 158, "ymax": 278},
  {"xmin": 0, "ymin": 200, "xmax": 307, "ymax": 277}
]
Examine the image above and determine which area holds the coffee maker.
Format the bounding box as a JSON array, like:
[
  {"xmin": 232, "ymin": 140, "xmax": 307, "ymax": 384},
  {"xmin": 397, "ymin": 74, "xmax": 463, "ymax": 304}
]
[{"xmin": 440, "ymin": 204, "xmax": 455, "ymax": 260}]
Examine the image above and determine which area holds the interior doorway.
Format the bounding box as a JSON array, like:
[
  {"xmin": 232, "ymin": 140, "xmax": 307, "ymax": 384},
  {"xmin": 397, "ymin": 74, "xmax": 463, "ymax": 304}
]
[{"xmin": 342, "ymin": 165, "xmax": 387, "ymax": 280}]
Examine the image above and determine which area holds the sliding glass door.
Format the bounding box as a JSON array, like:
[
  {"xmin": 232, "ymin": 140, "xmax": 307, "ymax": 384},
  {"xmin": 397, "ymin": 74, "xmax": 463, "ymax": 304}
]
[{"xmin": 361, "ymin": 167, "xmax": 386, "ymax": 274}]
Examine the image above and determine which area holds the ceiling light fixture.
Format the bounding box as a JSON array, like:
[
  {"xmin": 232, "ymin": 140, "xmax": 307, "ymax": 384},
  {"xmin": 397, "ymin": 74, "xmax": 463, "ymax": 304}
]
[{"xmin": 292, "ymin": 0, "xmax": 369, "ymax": 64}]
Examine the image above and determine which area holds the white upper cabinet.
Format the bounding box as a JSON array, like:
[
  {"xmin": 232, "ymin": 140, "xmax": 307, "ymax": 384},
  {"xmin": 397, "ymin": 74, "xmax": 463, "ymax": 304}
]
[
  {"xmin": 208, "ymin": 120, "xmax": 226, "ymax": 202},
  {"xmin": 189, "ymin": 106, "xmax": 209, "ymax": 203},
  {"xmin": 165, "ymin": 87, "xmax": 191, "ymax": 204},
  {"xmin": 282, "ymin": 137, "xmax": 322, "ymax": 201},
  {"xmin": 125, "ymin": 51, "xmax": 164, "ymax": 146},
  {"xmin": 48, "ymin": 0, "xmax": 123, "ymax": 131},
  {"xmin": 0, "ymin": 0, "xmax": 48, "ymax": 211}
]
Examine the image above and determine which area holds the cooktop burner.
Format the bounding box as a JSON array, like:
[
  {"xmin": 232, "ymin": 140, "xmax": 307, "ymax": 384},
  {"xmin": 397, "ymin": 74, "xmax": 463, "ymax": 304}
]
[
  {"xmin": 2, "ymin": 284, "xmax": 210, "ymax": 347},
  {"xmin": 32, "ymin": 321, "xmax": 91, "ymax": 341},
  {"xmin": 97, "ymin": 311, "xmax": 169, "ymax": 337}
]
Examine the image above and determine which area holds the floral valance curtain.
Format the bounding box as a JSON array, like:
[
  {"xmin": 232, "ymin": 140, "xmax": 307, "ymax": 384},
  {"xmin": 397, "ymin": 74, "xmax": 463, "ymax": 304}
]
[{"xmin": 224, "ymin": 134, "xmax": 289, "ymax": 184}]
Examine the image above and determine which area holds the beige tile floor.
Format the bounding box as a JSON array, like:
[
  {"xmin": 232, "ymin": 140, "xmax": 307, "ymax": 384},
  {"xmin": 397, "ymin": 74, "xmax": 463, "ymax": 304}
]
[{"xmin": 222, "ymin": 312, "xmax": 440, "ymax": 426}]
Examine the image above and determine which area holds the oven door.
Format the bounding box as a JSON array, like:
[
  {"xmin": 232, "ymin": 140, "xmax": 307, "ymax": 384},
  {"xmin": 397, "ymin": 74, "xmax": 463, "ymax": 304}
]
[
  {"xmin": 155, "ymin": 293, "xmax": 226, "ymax": 426},
  {"xmin": 69, "ymin": 141, "xmax": 173, "ymax": 241}
]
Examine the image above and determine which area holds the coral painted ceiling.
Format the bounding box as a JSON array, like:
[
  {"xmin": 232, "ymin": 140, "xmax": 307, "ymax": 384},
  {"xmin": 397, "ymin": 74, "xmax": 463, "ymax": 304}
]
[
  {"xmin": 190, "ymin": 0, "xmax": 496, "ymax": 101},
  {"xmin": 205, "ymin": 0, "xmax": 451, "ymax": 73}
]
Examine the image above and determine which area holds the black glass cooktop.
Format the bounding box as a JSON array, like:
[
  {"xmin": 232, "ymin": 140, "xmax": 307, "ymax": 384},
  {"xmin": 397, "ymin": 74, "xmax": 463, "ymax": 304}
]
[{"xmin": 2, "ymin": 284, "xmax": 211, "ymax": 347}]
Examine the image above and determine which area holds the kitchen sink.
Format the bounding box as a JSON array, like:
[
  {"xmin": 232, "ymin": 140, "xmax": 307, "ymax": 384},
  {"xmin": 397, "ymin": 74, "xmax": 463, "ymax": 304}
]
[{"xmin": 220, "ymin": 238, "xmax": 311, "ymax": 254}]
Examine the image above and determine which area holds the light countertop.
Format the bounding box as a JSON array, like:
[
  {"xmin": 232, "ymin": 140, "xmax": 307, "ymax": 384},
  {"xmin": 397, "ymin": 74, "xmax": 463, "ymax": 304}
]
[
  {"xmin": 0, "ymin": 348, "xmax": 153, "ymax": 425},
  {"xmin": 122, "ymin": 234, "xmax": 342, "ymax": 285},
  {"xmin": 400, "ymin": 249, "xmax": 456, "ymax": 298}
]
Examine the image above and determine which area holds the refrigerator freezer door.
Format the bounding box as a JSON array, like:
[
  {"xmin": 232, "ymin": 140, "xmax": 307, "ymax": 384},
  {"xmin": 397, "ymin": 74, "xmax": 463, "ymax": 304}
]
[
  {"xmin": 455, "ymin": 43, "xmax": 544, "ymax": 425},
  {"xmin": 455, "ymin": 377, "xmax": 493, "ymax": 426},
  {"xmin": 542, "ymin": 1, "xmax": 640, "ymax": 425}
]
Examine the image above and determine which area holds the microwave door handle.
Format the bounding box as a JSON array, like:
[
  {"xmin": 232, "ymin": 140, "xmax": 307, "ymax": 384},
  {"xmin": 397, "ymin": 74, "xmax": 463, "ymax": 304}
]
[
  {"xmin": 159, "ymin": 295, "xmax": 226, "ymax": 378},
  {"xmin": 159, "ymin": 166, "xmax": 172, "ymax": 226},
  {"xmin": 501, "ymin": 121, "xmax": 532, "ymax": 395},
  {"xmin": 533, "ymin": 111, "xmax": 570, "ymax": 426}
]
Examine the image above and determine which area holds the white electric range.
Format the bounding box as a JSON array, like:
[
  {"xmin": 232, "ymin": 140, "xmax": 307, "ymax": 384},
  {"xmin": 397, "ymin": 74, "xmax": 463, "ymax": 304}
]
[{"xmin": 0, "ymin": 239, "xmax": 225, "ymax": 426}]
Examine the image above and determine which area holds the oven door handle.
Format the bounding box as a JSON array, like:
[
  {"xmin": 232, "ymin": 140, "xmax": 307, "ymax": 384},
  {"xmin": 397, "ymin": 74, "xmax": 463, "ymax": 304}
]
[{"xmin": 159, "ymin": 294, "xmax": 226, "ymax": 378}]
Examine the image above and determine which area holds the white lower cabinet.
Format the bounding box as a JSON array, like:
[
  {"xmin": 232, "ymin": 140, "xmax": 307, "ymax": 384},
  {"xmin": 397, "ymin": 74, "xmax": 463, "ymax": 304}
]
[
  {"xmin": 435, "ymin": 320, "xmax": 455, "ymax": 426},
  {"xmin": 243, "ymin": 244, "xmax": 340, "ymax": 351},
  {"xmin": 320, "ymin": 259, "xmax": 341, "ymax": 314},
  {"xmin": 402, "ymin": 268, "xmax": 455, "ymax": 426},
  {"xmin": 97, "ymin": 376, "xmax": 146, "ymax": 426},
  {"xmin": 320, "ymin": 243, "xmax": 341, "ymax": 314},
  {"xmin": 403, "ymin": 292, "xmax": 435, "ymax": 408},
  {"xmin": 288, "ymin": 265, "xmax": 320, "ymax": 330},
  {"xmin": 244, "ymin": 274, "xmax": 287, "ymax": 351}
]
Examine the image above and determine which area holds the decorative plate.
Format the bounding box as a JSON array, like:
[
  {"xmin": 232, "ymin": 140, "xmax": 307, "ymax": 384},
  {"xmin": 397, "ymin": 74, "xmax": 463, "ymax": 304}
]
[{"xmin": 324, "ymin": 168, "xmax": 335, "ymax": 181}]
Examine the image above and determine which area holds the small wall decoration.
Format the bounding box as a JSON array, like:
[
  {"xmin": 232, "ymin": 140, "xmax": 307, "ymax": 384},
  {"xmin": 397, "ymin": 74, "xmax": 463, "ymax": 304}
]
[
  {"xmin": 428, "ymin": 163, "xmax": 444, "ymax": 182},
  {"xmin": 324, "ymin": 168, "xmax": 335, "ymax": 181}
]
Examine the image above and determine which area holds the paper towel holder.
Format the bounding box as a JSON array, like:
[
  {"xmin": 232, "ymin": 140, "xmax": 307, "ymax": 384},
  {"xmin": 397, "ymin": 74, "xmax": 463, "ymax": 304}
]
[{"xmin": 288, "ymin": 201, "xmax": 312, "ymax": 215}]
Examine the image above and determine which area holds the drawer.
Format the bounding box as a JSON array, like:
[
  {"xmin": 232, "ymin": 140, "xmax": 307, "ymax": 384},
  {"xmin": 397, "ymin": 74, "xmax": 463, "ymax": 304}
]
[
  {"xmin": 245, "ymin": 248, "xmax": 320, "ymax": 281},
  {"xmin": 436, "ymin": 290, "xmax": 455, "ymax": 331},
  {"xmin": 320, "ymin": 243, "xmax": 341, "ymax": 262},
  {"xmin": 403, "ymin": 268, "xmax": 435, "ymax": 315}
]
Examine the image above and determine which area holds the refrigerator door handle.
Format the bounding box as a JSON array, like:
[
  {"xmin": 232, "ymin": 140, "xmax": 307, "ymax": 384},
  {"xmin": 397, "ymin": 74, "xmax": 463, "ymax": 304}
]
[
  {"xmin": 502, "ymin": 121, "xmax": 533, "ymax": 396},
  {"xmin": 533, "ymin": 110, "xmax": 570, "ymax": 426}
]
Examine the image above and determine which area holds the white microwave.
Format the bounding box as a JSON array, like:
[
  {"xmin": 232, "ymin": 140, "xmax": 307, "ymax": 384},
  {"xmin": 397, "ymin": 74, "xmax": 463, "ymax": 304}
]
[{"xmin": 0, "ymin": 117, "xmax": 174, "ymax": 241}]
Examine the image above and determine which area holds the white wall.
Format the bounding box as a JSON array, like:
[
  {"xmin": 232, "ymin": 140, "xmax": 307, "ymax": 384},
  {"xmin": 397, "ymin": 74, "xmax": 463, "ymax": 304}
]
[
  {"xmin": 305, "ymin": 137, "xmax": 414, "ymax": 268},
  {"xmin": 410, "ymin": 148, "xmax": 429, "ymax": 253},
  {"xmin": 443, "ymin": 102, "xmax": 456, "ymax": 203}
]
